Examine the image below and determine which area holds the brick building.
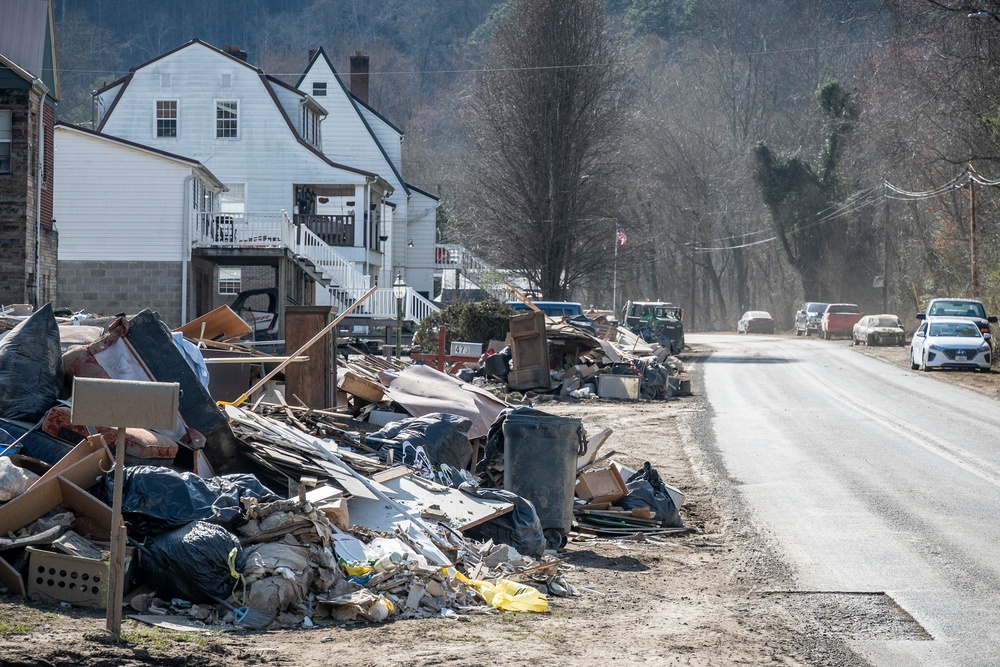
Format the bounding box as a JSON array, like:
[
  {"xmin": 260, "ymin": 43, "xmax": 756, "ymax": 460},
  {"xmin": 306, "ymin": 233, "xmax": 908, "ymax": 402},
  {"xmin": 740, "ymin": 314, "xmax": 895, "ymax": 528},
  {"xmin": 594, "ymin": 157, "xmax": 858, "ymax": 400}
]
[{"xmin": 0, "ymin": 0, "xmax": 60, "ymax": 310}]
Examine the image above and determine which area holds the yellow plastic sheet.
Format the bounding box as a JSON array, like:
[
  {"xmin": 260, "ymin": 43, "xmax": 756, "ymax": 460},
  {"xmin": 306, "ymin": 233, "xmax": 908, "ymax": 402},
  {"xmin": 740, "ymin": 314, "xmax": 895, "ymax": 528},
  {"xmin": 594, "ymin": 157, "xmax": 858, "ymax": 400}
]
[{"xmin": 455, "ymin": 572, "xmax": 548, "ymax": 612}]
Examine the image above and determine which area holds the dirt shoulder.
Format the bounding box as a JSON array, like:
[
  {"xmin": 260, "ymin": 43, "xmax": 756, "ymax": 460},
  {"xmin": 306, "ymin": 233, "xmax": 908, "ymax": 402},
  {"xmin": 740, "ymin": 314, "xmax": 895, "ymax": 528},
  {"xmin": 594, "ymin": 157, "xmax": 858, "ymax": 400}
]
[{"xmin": 0, "ymin": 347, "xmax": 865, "ymax": 667}]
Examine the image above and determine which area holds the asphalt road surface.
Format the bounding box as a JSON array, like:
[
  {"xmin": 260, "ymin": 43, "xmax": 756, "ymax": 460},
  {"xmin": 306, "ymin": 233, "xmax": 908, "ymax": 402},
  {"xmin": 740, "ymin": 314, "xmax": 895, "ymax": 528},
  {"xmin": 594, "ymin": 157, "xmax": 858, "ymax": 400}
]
[{"xmin": 690, "ymin": 332, "xmax": 1000, "ymax": 666}]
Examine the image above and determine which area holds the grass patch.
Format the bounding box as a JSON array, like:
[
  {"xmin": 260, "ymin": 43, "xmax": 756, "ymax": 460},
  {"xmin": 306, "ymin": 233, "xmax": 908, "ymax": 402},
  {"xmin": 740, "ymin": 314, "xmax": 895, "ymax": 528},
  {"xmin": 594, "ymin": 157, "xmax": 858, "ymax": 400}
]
[
  {"xmin": 0, "ymin": 601, "xmax": 58, "ymax": 635},
  {"xmin": 119, "ymin": 625, "xmax": 213, "ymax": 651}
]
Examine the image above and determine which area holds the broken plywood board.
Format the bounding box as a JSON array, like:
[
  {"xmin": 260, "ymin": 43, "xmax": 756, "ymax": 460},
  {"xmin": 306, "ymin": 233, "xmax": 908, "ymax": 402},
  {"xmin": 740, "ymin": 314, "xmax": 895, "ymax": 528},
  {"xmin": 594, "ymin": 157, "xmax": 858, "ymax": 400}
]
[{"xmin": 347, "ymin": 476, "xmax": 513, "ymax": 533}]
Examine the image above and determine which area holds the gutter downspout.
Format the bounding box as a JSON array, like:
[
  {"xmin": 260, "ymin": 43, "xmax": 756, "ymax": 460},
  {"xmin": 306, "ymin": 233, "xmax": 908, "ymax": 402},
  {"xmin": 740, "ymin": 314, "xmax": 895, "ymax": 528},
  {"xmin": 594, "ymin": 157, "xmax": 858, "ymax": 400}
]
[
  {"xmin": 182, "ymin": 175, "xmax": 194, "ymax": 323},
  {"xmin": 33, "ymin": 78, "xmax": 49, "ymax": 308}
]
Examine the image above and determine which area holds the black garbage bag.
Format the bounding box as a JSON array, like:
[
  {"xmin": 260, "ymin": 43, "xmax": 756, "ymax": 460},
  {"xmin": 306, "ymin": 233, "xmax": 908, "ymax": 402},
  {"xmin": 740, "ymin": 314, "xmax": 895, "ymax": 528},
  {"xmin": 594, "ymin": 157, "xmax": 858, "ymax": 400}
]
[
  {"xmin": 99, "ymin": 465, "xmax": 280, "ymax": 537},
  {"xmin": 371, "ymin": 413, "xmax": 474, "ymax": 470},
  {"xmin": 0, "ymin": 304, "xmax": 63, "ymax": 421},
  {"xmin": 459, "ymin": 484, "xmax": 545, "ymax": 558},
  {"xmin": 483, "ymin": 348, "xmax": 511, "ymax": 382},
  {"xmin": 138, "ymin": 520, "xmax": 245, "ymax": 603},
  {"xmin": 615, "ymin": 462, "xmax": 683, "ymax": 528}
]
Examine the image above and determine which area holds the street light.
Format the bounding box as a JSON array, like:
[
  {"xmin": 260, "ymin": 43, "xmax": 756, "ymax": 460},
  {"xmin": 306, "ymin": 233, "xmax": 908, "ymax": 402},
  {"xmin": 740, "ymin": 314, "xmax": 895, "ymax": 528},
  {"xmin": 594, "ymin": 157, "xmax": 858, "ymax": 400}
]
[{"xmin": 392, "ymin": 273, "xmax": 406, "ymax": 361}]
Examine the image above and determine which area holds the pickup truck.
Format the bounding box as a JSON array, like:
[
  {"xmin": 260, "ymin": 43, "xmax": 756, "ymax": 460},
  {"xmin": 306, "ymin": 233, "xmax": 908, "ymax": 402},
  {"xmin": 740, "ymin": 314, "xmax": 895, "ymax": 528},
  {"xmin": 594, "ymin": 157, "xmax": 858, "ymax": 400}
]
[{"xmin": 820, "ymin": 303, "xmax": 862, "ymax": 340}]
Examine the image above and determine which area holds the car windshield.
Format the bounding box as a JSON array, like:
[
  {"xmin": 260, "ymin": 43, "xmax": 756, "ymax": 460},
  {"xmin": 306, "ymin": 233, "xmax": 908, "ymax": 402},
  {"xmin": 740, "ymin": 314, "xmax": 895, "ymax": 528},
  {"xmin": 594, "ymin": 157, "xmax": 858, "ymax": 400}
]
[
  {"xmin": 875, "ymin": 316, "xmax": 900, "ymax": 327},
  {"xmin": 928, "ymin": 322, "xmax": 982, "ymax": 338},
  {"xmin": 927, "ymin": 301, "xmax": 986, "ymax": 318},
  {"xmin": 807, "ymin": 303, "xmax": 827, "ymax": 313}
]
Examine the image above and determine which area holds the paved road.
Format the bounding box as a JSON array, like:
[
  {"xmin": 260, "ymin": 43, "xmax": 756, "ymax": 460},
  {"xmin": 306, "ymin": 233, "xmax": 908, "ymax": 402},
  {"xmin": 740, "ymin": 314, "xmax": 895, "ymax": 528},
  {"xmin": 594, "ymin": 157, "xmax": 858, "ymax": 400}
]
[{"xmin": 690, "ymin": 333, "xmax": 1000, "ymax": 666}]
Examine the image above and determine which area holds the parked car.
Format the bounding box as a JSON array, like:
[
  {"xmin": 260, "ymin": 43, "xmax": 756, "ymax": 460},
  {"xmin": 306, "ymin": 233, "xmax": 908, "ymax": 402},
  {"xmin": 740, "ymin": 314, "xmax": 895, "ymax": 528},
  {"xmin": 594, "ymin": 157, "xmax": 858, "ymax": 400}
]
[
  {"xmin": 852, "ymin": 314, "xmax": 906, "ymax": 347},
  {"xmin": 737, "ymin": 310, "xmax": 775, "ymax": 334},
  {"xmin": 916, "ymin": 298, "xmax": 997, "ymax": 349},
  {"xmin": 819, "ymin": 303, "xmax": 862, "ymax": 340},
  {"xmin": 794, "ymin": 302, "xmax": 829, "ymax": 336},
  {"xmin": 909, "ymin": 318, "xmax": 992, "ymax": 372}
]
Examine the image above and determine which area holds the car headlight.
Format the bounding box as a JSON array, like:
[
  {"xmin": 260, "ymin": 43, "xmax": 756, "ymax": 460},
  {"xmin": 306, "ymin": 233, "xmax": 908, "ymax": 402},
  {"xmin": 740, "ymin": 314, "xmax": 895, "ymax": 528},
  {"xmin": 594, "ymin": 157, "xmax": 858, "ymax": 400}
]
[
  {"xmin": 929, "ymin": 344, "xmax": 944, "ymax": 352},
  {"xmin": 980, "ymin": 343, "xmax": 991, "ymax": 352}
]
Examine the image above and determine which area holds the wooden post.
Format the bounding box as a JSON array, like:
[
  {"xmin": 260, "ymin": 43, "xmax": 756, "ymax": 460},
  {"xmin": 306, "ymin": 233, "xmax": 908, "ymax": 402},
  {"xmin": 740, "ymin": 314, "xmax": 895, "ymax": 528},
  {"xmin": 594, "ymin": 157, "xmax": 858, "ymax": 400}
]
[{"xmin": 107, "ymin": 426, "xmax": 127, "ymax": 636}]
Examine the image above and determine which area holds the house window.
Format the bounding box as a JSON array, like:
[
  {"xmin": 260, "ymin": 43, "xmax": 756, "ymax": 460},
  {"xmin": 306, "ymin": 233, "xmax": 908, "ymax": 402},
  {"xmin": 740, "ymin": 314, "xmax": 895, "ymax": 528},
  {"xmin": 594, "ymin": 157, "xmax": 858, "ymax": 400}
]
[
  {"xmin": 216, "ymin": 100, "xmax": 238, "ymax": 138},
  {"xmin": 156, "ymin": 100, "xmax": 177, "ymax": 137},
  {"xmin": 0, "ymin": 111, "xmax": 10, "ymax": 173},
  {"xmin": 301, "ymin": 107, "xmax": 320, "ymax": 146},
  {"xmin": 218, "ymin": 267, "xmax": 242, "ymax": 295},
  {"xmin": 312, "ymin": 81, "xmax": 327, "ymax": 96}
]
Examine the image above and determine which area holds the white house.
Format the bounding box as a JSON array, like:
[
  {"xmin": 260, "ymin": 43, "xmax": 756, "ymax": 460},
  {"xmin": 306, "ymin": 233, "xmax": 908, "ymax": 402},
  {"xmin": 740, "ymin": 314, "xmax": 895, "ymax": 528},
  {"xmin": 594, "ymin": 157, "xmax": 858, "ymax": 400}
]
[
  {"xmin": 54, "ymin": 123, "xmax": 225, "ymax": 325},
  {"xmin": 296, "ymin": 48, "xmax": 439, "ymax": 298},
  {"xmin": 52, "ymin": 39, "xmax": 442, "ymax": 333}
]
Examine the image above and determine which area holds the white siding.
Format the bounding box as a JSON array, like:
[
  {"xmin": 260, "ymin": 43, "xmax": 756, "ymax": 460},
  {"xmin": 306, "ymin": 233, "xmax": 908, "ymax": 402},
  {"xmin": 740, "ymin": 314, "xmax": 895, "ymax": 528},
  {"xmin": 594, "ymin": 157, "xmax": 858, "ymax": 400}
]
[
  {"xmin": 54, "ymin": 128, "xmax": 192, "ymax": 261},
  {"xmin": 94, "ymin": 81, "xmax": 124, "ymax": 127},
  {"xmin": 400, "ymin": 190, "xmax": 437, "ymax": 295},
  {"xmin": 358, "ymin": 105, "xmax": 402, "ymax": 171},
  {"xmin": 99, "ymin": 42, "xmax": 368, "ymax": 215}
]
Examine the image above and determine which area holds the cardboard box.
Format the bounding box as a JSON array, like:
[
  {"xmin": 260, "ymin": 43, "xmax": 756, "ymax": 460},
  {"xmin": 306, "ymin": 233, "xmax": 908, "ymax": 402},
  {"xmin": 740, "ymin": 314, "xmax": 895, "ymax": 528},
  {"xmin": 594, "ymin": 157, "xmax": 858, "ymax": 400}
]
[
  {"xmin": 0, "ymin": 475, "xmax": 114, "ymax": 597},
  {"xmin": 26, "ymin": 546, "xmax": 132, "ymax": 609},
  {"xmin": 597, "ymin": 375, "xmax": 640, "ymax": 400},
  {"xmin": 576, "ymin": 466, "xmax": 628, "ymax": 504}
]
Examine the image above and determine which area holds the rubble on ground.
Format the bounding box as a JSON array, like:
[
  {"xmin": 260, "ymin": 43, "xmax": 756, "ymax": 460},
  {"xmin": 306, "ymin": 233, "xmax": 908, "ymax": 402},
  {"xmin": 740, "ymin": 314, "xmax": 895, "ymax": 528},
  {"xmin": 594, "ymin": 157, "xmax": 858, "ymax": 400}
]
[{"xmin": 0, "ymin": 301, "xmax": 691, "ymax": 632}]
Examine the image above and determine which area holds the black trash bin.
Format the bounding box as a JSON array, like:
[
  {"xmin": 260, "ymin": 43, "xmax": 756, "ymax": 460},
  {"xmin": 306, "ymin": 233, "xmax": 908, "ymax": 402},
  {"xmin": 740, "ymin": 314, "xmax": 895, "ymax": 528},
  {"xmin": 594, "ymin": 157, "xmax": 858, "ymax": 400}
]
[{"xmin": 503, "ymin": 411, "xmax": 585, "ymax": 550}]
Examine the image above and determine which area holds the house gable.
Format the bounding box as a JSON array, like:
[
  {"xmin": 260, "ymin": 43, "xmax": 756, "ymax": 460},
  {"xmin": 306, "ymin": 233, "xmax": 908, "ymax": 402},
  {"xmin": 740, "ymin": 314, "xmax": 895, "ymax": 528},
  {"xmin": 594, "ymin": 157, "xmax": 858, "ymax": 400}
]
[{"xmin": 95, "ymin": 40, "xmax": 381, "ymax": 213}]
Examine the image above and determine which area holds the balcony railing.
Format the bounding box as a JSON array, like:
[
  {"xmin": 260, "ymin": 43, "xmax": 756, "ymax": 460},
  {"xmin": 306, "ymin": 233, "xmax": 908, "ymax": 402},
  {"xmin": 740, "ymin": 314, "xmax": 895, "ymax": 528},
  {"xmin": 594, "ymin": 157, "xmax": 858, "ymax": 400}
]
[
  {"xmin": 193, "ymin": 211, "xmax": 295, "ymax": 248},
  {"xmin": 294, "ymin": 213, "xmax": 354, "ymax": 247}
]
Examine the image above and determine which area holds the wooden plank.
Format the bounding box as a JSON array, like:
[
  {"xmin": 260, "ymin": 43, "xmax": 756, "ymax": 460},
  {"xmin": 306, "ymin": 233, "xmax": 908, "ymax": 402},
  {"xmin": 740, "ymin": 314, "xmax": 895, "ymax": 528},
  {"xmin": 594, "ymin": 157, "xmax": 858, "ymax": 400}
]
[{"xmin": 174, "ymin": 305, "xmax": 252, "ymax": 342}]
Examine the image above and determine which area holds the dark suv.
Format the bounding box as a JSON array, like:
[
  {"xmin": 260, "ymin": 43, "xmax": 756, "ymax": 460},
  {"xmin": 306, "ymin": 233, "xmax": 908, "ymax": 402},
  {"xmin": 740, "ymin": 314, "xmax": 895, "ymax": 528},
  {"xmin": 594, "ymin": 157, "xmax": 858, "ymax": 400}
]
[{"xmin": 794, "ymin": 302, "xmax": 828, "ymax": 336}]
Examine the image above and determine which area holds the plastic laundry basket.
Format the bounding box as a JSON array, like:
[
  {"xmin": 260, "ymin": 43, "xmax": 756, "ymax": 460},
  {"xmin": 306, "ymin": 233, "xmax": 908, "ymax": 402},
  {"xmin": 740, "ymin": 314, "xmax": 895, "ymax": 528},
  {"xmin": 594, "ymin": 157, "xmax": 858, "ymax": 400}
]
[{"xmin": 502, "ymin": 412, "xmax": 584, "ymax": 549}]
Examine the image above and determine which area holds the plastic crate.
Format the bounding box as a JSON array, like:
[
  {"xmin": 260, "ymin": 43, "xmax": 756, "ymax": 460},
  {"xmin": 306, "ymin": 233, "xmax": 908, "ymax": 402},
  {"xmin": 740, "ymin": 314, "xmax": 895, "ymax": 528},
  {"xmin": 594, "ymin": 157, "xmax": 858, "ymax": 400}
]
[{"xmin": 26, "ymin": 546, "xmax": 132, "ymax": 609}]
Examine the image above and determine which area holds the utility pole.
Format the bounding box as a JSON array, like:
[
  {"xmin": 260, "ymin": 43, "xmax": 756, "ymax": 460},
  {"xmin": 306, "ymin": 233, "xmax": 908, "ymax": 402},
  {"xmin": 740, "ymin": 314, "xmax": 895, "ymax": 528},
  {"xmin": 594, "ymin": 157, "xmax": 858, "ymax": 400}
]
[
  {"xmin": 883, "ymin": 182, "xmax": 889, "ymax": 313},
  {"xmin": 970, "ymin": 172, "xmax": 978, "ymax": 298}
]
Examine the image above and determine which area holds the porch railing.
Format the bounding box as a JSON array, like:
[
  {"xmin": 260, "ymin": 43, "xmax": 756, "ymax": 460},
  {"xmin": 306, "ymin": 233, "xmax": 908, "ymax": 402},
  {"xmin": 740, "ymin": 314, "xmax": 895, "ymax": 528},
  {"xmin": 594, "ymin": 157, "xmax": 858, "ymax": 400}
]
[
  {"xmin": 297, "ymin": 225, "xmax": 371, "ymax": 297},
  {"xmin": 193, "ymin": 211, "xmax": 295, "ymax": 247},
  {"xmin": 192, "ymin": 211, "xmax": 439, "ymax": 323},
  {"xmin": 434, "ymin": 243, "xmax": 511, "ymax": 300},
  {"xmin": 294, "ymin": 213, "xmax": 354, "ymax": 247}
]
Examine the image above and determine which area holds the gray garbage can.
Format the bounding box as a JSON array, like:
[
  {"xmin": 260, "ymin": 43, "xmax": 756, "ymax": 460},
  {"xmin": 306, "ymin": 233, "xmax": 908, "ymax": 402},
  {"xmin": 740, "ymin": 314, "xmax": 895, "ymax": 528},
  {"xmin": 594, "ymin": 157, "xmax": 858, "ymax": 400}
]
[{"xmin": 503, "ymin": 412, "xmax": 584, "ymax": 550}]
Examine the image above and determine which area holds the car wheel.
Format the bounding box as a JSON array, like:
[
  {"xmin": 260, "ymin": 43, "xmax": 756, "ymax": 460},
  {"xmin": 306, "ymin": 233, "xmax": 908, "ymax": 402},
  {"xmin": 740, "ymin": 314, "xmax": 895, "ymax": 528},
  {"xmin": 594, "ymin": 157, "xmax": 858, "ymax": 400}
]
[
  {"xmin": 921, "ymin": 352, "xmax": 931, "ymax": 372},
  {"xmin": 867, "ymin": 335, "xmax": 874, "ymax": 346},
  {"xmin": 910, "ymin": 351, "xmax": 919, "ymax": 370},
  {"xmin": 796, "ymin": 328, "xmax": 803, "ymax": 337},
  {"xmin": 805, "ymin": 329, "xmax": 812, "ymax": 337}
]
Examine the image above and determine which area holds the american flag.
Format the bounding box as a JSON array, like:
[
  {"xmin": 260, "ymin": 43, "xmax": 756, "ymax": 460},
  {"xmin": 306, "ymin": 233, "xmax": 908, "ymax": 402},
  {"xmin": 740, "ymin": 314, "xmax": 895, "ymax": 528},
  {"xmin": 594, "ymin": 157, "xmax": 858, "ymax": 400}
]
[{"xmin": 616, "ymin": 224, "xmax": 627, "ymax": 246}]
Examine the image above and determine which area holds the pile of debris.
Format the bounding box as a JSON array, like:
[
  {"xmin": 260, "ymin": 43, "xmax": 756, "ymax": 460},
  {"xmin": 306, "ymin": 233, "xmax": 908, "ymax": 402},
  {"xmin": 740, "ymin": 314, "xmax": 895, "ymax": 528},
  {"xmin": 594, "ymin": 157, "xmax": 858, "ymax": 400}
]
[
  {"xmin": 423, "ymin": 310, "xmax": 691, "ymax": 402},
  {"xmin": 0, "ymin": 302, "xmax": 688, "ymax": 633}
]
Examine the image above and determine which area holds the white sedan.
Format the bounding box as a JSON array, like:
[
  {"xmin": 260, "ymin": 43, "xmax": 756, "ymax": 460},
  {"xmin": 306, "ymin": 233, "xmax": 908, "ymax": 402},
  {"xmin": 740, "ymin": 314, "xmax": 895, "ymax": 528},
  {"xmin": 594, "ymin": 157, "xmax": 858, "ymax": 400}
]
[{"xmin": 910, "ymin": 318, "xmax": 992, "ymax": 372}]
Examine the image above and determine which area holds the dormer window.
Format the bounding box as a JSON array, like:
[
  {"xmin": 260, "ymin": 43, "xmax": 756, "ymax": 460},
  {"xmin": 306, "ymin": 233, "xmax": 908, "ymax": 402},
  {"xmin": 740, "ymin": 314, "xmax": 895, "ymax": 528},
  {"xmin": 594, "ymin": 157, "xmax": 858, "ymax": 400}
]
[{"xmin": 312, "ymin": 81, "xmax": 327, "ymax": 97}]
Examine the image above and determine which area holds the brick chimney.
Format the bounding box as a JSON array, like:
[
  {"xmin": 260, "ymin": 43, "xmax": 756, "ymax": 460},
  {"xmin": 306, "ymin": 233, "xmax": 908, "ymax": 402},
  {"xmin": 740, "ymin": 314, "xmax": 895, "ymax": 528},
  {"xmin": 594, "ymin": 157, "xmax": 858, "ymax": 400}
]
[
  {"xmin": 350, "ymin": 51, "xmax": 369, "ymax": 104},
  {"xmin": 221, "ymin": 45, "xmax": 248, "ymax": 62}
]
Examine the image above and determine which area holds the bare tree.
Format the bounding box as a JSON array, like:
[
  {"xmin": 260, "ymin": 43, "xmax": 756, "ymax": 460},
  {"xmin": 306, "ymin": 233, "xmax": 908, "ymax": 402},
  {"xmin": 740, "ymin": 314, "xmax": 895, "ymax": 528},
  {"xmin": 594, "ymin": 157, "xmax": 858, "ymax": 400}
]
[{"xmin": 455, "ymin": 0, "xmax": 634, "ymax": 299}]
